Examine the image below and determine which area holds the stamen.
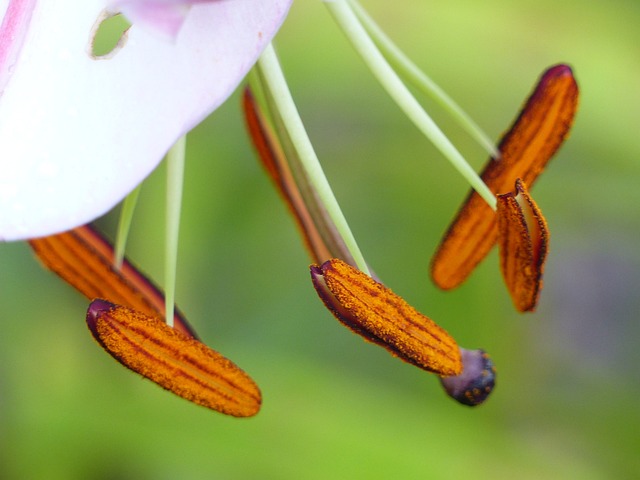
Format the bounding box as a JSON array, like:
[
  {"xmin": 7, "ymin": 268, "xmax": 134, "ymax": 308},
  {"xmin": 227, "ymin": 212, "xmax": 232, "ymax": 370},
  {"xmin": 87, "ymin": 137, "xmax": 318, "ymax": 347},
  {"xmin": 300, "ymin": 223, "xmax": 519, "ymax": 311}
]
[
  {"xmin": 347, "ymin": 0, "xmax": 499, "ymax": 159},
  {"xmin": 243, "ymin": 87, "xmax": 356, "ymax": 266},
  {"xmin": 255, "ymin": 44, "xmax": 369, "ymax": 273},
  {"xmin": 325, "ymin": 1, "xmax": 496, "ymax": 208},
  {"xmin": 431, "ymin": 64, "xmax": 578, "ymax": 291},
  {"xmin": 115, "ymin": 184, "xmax": 142, "ymax": 268},
  {"xmin": 87, "ymin": 300, "xmax": 261, "ymax": 417},
  {"xmin": 311, "ymin": 258, "xmax": 462, "ymax": 376},
  {"xmin": 165, "ymin": 135, "xmax": 187, "ymax": 327},
  {"xmin": 29, "ymin": 225, "xmax": 197, "ymax": 338},
  {"xmin": 497, "ymin": 179, "xmax": 549, "ymax": 312}
]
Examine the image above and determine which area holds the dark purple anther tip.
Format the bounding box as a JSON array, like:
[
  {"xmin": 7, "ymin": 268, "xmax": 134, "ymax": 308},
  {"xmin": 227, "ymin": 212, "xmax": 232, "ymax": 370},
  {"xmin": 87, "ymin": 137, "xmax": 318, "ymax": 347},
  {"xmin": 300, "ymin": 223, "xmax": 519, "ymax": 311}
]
[
  {"xmin": 86, "ymin": 299, "xmax": 116, "ymax": 333},
  {"xmin": 310, "ymin": 264, "xmax": 324, "ymax": 278},
  {"xmin": 546, "ymin": 63, "xmax": 573, "ymax": 78},
  {"xmin": 310, "ymin": 263, "xmax": 332, "ymax": 306},
  {"xmin": 440, "ymin": 348, "xmax": 496, "ymax": 407},
  {"xmin": 310, "ymin": 263, "xmax": 332, "ymax": 298}
]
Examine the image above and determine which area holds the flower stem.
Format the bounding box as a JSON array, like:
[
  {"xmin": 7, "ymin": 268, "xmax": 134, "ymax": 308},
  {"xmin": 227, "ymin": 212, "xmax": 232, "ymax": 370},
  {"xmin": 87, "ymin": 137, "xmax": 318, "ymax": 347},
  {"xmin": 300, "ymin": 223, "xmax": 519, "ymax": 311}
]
[
  {"xmin": 325, "ymin": 0, "xmax": 497, "ymax": 210},
  {"xmin": 114, "ymin": 184, "xmax": 141, "ymax": 269},
  {"xmin": 256, "ymin": 44, "xmax": 370, "ymax": 274},
  {"xmin": 165, "ymin": 135, "xmax": 186, "ymax": 327},
  {"xmin": 348, "ymin": 0, "xmax": 499, "ymax": 159}
]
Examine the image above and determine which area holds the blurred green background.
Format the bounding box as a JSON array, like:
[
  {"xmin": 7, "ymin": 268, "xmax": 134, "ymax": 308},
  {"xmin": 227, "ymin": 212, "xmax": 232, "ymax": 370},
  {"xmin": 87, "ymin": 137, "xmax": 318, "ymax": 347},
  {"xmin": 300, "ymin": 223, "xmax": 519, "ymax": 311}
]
[{"xmin": 1, "ymin": 0, "xmax": 639, "ymax": 478}]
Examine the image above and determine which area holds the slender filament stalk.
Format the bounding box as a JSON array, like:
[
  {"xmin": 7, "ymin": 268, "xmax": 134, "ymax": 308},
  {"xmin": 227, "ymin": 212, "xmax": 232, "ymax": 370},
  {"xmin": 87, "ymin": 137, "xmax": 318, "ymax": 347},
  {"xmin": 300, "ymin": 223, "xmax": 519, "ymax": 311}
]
[
  {"xmin": 256, "ymin": 44, "xmax": 370, "ymax": 274},
  {"xmin": 348, "ymin": 0, "xmax": 499, "ymax": 158},
  {"xmin": 325, "ymin": 1, "xmax": 497, "ymax": 210},
  {"xmin": 114, "ymin": 184, "xmax": 142, "ymax": 269},
  {"xmin": 165, "ymin": 135, "xmax": 186, "ymax": 327}
]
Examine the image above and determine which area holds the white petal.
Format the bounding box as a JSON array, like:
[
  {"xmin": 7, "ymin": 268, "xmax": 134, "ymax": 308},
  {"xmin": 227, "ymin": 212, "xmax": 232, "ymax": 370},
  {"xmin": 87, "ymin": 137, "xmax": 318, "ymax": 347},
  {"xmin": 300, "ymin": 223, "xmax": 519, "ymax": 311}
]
[
  {"xmin": 0, "ymin": 0, "xmax": 291, "ymax": 240},
  {"xmin": 108, "ymin": 0, "xmax": 215, "ymax": 40}
]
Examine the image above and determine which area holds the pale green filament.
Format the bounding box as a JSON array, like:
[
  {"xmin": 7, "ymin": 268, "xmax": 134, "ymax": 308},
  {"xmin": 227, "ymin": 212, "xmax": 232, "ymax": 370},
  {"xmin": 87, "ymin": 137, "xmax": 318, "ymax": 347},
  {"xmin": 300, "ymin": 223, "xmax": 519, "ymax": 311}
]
[
  {"xmin": 348, "ymin": 0, "xmax": 499, "ymax": 159},
  {"xmin": 257, "ymin": 44, "xmax": 370, "ymax": 274},
  {"xmin": 114, "ymin": 184, "xmax": 141, "ymax": 269},
  {"xmin": 165, "ymin": 136, "xmax": 186, "ymax": 327},
  {"xmin": 325, "ymin": 1, "xmax": 497, "ymax": 210}
]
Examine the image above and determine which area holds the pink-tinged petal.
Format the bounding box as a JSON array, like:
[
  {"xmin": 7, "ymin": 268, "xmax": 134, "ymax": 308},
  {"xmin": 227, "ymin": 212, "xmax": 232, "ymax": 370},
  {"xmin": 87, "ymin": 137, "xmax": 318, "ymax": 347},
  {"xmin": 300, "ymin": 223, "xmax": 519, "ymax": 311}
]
[
  {"xmin": 0, "ymin": 0, "xmax": 37, "ymax": 94},
  {"xmin": 0, "ymin": 0, "xmax": 291, "ymax": 240},
  {"xmin": 108, "ymin": 0, "xmax": 215, "ymax": 40}
]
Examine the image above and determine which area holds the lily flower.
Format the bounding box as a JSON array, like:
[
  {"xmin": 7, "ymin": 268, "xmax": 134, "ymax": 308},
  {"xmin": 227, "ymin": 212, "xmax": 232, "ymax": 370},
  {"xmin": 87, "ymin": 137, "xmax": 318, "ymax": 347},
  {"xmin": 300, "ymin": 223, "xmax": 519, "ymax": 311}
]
[
  {"xmin": 0, "ymin": 0, "xmax": 292, "ymax": 240},
  {"xmin": 431, "ymin": 64, "xmax": 579, "ymax": 311},
  {"xmin": 7, "ymin": 0, "xmax": 577, "ymax": 415}
]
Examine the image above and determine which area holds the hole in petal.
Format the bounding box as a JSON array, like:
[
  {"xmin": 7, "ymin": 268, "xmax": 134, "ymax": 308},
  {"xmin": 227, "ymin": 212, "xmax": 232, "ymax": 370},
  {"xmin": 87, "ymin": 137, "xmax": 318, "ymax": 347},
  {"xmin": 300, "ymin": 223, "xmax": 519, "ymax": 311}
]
[{"xmin": 90, "ymin": 12, "xmax": 131, "ymax": 59}]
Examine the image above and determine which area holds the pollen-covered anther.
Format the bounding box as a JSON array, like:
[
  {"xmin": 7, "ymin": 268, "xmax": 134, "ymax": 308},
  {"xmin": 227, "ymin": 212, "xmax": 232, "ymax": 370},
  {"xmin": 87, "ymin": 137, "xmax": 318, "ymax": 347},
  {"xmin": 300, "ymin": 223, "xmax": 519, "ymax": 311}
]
[
  {"xmin": 29, "ymin": 225, "xmax": 197, "ymax": 338},
  {"xmin": 311, "ymin": 259, "xmax": 462, "ymax": 376},
  {"xmin": 497, "ymin": 178, "xmax": 549, "ymax": 312},
  {"xmin": 431, "ymin": 64, "xmax": 578, "ymax": 291},
  {"xmin": 86, "ymin": 299, "xmax": 262, "ymax": 417}
]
